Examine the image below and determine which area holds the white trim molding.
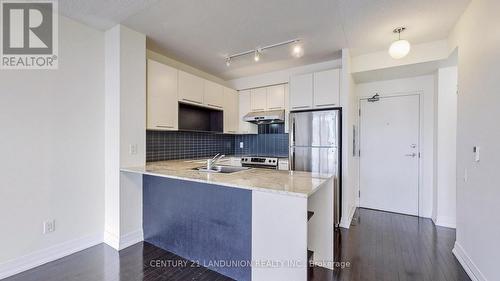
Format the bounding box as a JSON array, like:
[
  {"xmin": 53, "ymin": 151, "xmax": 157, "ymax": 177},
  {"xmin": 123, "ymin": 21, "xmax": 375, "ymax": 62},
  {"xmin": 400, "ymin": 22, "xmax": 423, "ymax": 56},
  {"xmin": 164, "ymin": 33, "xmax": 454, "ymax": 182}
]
[
  {"xmin": 339, "ymin": 204, "xmax": 357, "ymax": 229},
  {"xmin": 104, "ymin": 229, "xmax": 144, "ymax": 251},
  {"xmin": 120, "ymin": 229, "xmax": 144, "ymax": 250},
  {"xmin": 0, "ymin": 233, "xmax": 103, "ymax": 280},
  {"xmin": 433, "ymin": 215, "xmax": 456, "ymax": 229},
  {"xmin": 452, "ymin": 242, "xmax": 487, "ymax": 281}
]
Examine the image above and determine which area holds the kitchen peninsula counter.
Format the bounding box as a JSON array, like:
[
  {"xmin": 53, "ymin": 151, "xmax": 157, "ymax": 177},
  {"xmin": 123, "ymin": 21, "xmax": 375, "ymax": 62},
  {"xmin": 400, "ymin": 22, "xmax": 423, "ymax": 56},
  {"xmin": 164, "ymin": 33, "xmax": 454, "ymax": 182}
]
[{"xmin": 121, "ymin": 159, "xmax": 333, "ymax": 198}]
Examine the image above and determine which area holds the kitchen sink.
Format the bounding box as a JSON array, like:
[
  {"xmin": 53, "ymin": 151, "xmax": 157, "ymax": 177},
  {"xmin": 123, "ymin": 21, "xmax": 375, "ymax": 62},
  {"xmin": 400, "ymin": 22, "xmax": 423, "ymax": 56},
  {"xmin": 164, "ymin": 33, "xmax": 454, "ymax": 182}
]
[{"xmin": 193, "ymin": 165, "xmax": 251, "ymax": 174}]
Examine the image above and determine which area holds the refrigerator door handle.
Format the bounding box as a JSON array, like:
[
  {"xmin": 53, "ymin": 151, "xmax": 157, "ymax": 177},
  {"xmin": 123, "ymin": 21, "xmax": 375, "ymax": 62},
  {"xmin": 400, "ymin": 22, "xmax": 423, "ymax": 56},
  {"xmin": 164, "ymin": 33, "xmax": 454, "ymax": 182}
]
[{"xmin": 289, "ymin": 147, "xmax": 295, "ymax": 170}]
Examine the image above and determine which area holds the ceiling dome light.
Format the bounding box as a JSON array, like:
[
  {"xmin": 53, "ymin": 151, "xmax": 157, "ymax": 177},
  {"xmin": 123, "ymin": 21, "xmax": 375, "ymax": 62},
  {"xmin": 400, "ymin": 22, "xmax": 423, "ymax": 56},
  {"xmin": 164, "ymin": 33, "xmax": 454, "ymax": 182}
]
[
  {"xmin": 292, "ymin": 43, "xmax": 304, "ymax": 58},
  {"xmin": 389, "ymin": 27, "xmax": 411, "ymax": 59},
  {"xmin": 254, "ymin": 49, "xmax": 261, "ymax": 62}
]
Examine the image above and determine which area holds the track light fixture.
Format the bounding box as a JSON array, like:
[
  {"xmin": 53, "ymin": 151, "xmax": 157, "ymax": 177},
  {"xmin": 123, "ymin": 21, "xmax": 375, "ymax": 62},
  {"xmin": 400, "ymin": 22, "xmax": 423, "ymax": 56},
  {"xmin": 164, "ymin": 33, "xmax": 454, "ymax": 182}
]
[{"xmin": 225, "ymin": 39, "xmax": 302, "ymax": 66}]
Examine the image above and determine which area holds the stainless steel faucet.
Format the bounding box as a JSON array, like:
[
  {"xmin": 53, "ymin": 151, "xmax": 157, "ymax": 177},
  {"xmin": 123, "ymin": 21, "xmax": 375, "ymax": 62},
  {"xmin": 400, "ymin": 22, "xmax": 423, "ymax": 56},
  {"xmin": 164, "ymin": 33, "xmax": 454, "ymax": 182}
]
[{"xmin": 207, "ymin": 154, "xmax": 225, "ymax": 170}]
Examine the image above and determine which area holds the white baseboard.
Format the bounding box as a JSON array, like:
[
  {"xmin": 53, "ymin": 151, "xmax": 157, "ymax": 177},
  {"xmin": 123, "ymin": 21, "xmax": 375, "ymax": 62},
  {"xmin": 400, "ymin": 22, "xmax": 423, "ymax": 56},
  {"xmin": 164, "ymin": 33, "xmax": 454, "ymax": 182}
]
[
  {"xmin": 0, "ymin": 233, "xmax": 103, "ymax": 280},
  {"xmin": 104, "ymin": 229, "xmax": 144, "ymax": 251},
  {"xmin": 452, "ymin": 242, "xmax": 487, "ymax": 281},
  {"xmin": 119, "ymin": 229, "xmax": 144, "ymax": 250},
  {"xmin": 339, "ymin": 204, "xmax": 357, "ymax": 229},
  {"xmin": 433, "ymin": 215, "xmax": 456, "ymax": 229},
  {"xmin": 103, "ymin": 230, "xmax": 120, "ymax": 250}
]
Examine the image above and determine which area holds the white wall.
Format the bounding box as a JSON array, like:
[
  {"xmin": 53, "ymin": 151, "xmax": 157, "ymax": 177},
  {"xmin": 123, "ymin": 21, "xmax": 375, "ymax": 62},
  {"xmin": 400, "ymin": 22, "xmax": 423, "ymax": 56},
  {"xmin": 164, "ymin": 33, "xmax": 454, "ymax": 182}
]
[
  {"xmin": 227, "ymin": 59, "xmax": 341, "ymax": 90},
  {"xmin": 104, "ymin": 25, "xmax": 146, "ymax": 250},
  {"xmin": 351, "ymin": 40, "xmax": 450, "ymax": 73},
  {"xmin": 448, "ymin": 0, "xmax": 500, "ymax": 280},
  {"xmin": 433, "ymin": 66, "xmax": 458, "ymax": 228},
  {"xmin": 356, "ymin": 75, "xmax": 435, "ymax": 218},
  {"xmin": 339, "ymin": 49, "xmax": 359, "ymax": 228},
  {"xmin": 147, "ymin": 50, "xmax": 230, "ymax": 88},
  {"xmin": 0, "ymin": 15, "xmax": 104, "ymax": 270}
]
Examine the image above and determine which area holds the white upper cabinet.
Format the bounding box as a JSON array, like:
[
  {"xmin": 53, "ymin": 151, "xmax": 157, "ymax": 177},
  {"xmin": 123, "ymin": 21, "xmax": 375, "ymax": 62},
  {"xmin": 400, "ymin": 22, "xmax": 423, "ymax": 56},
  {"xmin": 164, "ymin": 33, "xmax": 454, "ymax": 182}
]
[
  {"xmin": 267, "ymin": 84, "xmax": 285, "ymax": 110},
  {"xmin": 204, "ymin": 80, "xmax": 224, "ymax": 109},
  {"xmin": 147, "ymin": 59, "xmax": 178, "ymax": 131},
  {"xmin": 313, "ymin": 68, "xmax": 340, "ymax": 108},
  {"xmin": 223, "ymin": 87, "xmax": 239, "ymax": 134},
  {"xmin": 239, "ymin": 90, "xmax": 258, "ymax": 134},
  {"xmin": 250, "ymin": 88, "xmax": 267, "ymax": 112},
  {"xmin": 178, "ymin": 70, "xmax": 204, "ymax": 105},
  {"xmin": 284, "ymin": 83, "xmax": 290, "ymax": 133},
  {"xmin": 289, "ymin": 73, "xmax": 313, "ymax": 110},
  {"xmin": 289, "ymin": 69, "xmax": 340, "ymax": 111}
]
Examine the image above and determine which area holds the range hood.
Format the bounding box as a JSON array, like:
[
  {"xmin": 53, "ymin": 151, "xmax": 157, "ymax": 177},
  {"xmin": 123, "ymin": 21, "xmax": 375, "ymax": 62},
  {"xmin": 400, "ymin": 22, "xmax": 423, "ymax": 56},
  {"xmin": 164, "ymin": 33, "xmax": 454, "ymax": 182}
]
[{"xmin": 243, "ymin": 110, "xmax": 285, "ymax": 124}]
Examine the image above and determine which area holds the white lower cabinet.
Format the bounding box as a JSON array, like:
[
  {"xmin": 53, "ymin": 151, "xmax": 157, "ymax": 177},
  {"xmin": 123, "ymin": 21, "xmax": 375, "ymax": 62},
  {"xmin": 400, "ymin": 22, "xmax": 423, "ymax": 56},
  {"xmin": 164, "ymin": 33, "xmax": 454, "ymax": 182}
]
[{"xmin": 278, "ymin": 159, "xmax": 289, "ymax": 171}]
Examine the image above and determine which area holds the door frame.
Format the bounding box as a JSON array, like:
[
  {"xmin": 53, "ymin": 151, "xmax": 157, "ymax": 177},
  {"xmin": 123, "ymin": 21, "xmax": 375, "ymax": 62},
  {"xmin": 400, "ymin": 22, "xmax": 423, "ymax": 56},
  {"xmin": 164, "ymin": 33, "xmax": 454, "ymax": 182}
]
[{"xmin": 357, "ymin": 91, "xmax": 423, "ymax": 217}]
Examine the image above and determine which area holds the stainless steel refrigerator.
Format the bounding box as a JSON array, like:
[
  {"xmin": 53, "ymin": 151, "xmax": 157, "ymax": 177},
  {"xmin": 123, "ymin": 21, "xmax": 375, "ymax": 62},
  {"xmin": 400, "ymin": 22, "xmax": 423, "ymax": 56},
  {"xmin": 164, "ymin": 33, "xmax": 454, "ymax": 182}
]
[{"xmin": 289, "ymin": 109, "xmax": 341, "ymax": 228}]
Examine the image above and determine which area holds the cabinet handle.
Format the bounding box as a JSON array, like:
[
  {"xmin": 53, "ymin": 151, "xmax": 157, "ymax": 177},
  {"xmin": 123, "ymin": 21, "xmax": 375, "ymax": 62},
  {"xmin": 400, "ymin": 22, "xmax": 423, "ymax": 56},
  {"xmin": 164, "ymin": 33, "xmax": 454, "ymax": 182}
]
[
  {"xmin": 316, "ymin": 103, "xmax": 336, "ymax": 107},
  {"xmin": 156, "ymin": 125, "xmax": 174, "ymax": 128},
  {"xmin": 207, "ymin": 103, "xmax": 223, "ymax": 109},
  {"xmin": 292, "ymin": 105, "xmax": 311, "ymax": 109},
  {"xmin": 268, "ymin": 107, "xmax": 283, "ymax": 110},
  {"xmin": 182, "ymin": 98, "xmax": 202, "ymax": 104}
]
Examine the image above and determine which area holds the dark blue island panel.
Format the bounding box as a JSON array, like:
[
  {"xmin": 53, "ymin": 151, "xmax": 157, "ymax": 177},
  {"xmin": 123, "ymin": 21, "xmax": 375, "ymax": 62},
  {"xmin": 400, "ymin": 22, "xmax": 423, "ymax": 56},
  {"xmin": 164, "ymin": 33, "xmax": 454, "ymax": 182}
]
[{"xmin": 143, "ymin": 175, "xmax": 252, "ymax": 281}]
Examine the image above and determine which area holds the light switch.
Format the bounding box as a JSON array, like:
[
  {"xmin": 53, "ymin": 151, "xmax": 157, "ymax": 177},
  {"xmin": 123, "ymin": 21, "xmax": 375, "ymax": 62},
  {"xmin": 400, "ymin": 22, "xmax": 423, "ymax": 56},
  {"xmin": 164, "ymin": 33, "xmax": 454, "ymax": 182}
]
[
  {"xmin": 129, "ymin": 144, "xmax": 138, "ymax": 155},
  {"xmin": 473, "ymin": 146, "xmax": 480, "ymax": 162}
]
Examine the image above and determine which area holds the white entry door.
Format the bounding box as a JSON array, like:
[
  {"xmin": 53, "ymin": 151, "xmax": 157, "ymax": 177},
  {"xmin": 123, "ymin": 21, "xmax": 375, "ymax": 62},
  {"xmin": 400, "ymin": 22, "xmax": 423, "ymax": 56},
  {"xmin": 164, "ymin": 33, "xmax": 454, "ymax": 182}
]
[{"xmin": 359, "ymin": 94, "xmax": 420, "ymax": 216}]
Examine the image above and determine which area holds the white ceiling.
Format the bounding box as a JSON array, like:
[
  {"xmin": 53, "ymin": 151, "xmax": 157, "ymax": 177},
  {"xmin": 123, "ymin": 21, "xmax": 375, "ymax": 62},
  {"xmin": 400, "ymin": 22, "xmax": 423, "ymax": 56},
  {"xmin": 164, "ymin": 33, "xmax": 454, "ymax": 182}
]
[{"xmin": 59, "ymin": 0, "xmax": 470, "ymax": 80}]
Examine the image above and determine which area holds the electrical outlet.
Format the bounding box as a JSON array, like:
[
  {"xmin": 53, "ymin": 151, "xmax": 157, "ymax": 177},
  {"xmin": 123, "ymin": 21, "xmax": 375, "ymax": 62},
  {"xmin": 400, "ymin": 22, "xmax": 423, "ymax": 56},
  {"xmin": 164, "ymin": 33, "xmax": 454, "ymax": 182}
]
[
  {"xmin": 239, "ymin": 142, "xmax": 244, "ymax": 149},
  {"xmin": 129, "ymin": 144, "xmax": 138, "ymax": 155},
  {"xmin": 43, "ymin": 220, "xmax": 56, "ymax": 234}
]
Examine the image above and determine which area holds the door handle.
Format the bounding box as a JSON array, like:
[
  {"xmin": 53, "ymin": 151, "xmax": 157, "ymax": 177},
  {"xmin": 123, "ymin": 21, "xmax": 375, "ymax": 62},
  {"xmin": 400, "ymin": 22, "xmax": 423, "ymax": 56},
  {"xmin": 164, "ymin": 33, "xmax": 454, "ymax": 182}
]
[{"xmin": 405, "ymin": 153, "xmax": 417, "ymax": 158}]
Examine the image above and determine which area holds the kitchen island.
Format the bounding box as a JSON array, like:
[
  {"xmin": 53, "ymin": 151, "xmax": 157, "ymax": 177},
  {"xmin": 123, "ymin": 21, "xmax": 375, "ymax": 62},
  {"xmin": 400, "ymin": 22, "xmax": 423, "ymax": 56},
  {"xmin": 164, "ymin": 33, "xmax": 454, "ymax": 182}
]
[{"xmin": 121, "ymin": 159, "xmax": 335, "ymax": 281}]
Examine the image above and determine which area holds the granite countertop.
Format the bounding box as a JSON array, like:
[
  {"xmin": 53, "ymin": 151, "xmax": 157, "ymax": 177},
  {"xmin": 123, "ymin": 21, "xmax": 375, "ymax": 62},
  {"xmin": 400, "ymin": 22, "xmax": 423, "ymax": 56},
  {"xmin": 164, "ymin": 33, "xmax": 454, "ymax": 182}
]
[{"xmin": 121, "ymin": 159, "xmax": 333, "ymax": 198}]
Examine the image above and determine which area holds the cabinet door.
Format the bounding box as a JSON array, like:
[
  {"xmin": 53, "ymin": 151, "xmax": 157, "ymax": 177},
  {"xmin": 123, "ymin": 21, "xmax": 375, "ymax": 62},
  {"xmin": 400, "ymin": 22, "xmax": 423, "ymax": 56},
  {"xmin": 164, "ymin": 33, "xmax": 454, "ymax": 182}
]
[
  {"xmin": 313, "ymin": 68, "xmax": 340, "ymax": 108},
  {"xmin": 204, "ymin": 80, "xmax": 224, "ymax": 109},
  {"xmin": 178, "ymin": 70, "xmax": 204, "ymax": 105},
  {"xmin": 290, "ymin": 73, "xmax": 313, "ymax": 110},
  {"xmin": 223, "ymin": 87, "xmax": 239, "ymax": 134},
  {"xmin": 267, "ymin": 84, "xmax": 285, "ymax": 110},
  {"xmin": 147, "ymin": 59, "xmax": 178, "ymax": 131},
  {"xmin": 250, "ymin": 87, "xmax": 268, "ymax": 112},
  {"xmin": 239, "ymin": 90, "xmax": 258, "ymax": 134},
  {"xmin": 284, "ymin": 83, "xmax": 290, "ymax": 133}
]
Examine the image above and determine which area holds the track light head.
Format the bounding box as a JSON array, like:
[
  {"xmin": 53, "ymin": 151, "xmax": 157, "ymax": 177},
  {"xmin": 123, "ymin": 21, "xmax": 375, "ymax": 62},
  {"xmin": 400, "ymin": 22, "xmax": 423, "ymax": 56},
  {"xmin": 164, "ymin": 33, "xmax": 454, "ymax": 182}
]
[{"xmin": 254, "ymin": 49, "xmax": 261, "ymax": 62}]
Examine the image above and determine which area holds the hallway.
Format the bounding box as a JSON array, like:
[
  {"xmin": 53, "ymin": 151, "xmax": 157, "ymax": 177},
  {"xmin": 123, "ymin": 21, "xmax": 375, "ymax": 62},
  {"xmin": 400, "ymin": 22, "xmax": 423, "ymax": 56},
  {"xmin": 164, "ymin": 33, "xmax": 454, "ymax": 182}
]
[{"xmin": 311, "ymin": 208, "xmax": 471, "ymax": 281}]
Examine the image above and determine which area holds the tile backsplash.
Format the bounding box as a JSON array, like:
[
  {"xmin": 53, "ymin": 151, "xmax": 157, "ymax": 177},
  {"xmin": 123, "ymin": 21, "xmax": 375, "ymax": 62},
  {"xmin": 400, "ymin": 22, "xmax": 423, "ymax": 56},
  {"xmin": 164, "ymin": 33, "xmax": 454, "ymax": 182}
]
[
  {"xmin": 147, "ymin": 125, "xmax": 289, "ymax": 162},
  {"xmin": 146, "ymin": 130, "xmax": 234, "ymax": 162}
]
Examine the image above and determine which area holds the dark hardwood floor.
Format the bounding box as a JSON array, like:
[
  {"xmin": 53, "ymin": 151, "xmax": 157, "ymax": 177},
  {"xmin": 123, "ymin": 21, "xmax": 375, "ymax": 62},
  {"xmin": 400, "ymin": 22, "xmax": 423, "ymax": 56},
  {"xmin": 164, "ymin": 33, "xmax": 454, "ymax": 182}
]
[
  {"xmin": 4, "ymin": 242, "xmax": 234, "ymax": 281},
  {"xmin": 309, "ymin": 208, "xmax": 471, "ymax": 281},
  {"xmin": 5, "ymin": 208, "xmax": 471, "ymax": 281}
]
